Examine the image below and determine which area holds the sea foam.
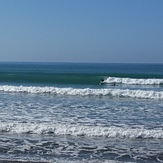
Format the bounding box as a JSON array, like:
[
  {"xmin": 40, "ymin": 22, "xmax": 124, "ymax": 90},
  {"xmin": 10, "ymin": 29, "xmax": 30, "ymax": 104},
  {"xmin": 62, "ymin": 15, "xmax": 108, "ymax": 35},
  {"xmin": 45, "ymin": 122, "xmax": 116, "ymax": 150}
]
[
  {"xmin": 104, "ymin": 77, "xmax": 163, "ymax": 85},
  {"xmin": 0, "ymin": 122, "xmax": 163, "ymax": 139},
  {"xmin": 0, "ymin": 85, "xmax": 163, "ymax": 99}
]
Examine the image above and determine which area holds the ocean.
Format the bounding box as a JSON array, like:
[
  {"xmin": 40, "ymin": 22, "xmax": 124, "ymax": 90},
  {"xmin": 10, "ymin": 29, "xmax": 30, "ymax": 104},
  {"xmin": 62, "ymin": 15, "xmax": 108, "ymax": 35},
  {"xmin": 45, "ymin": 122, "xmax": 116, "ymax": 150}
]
[{"xmin": 0, "ymin": 62, "xmax": 163, "ymax": 163}]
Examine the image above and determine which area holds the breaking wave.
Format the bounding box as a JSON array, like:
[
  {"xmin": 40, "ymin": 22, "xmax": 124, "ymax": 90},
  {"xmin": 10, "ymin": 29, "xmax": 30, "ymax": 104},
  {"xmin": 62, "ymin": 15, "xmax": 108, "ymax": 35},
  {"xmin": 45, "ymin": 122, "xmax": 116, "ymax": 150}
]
[
  {"xmin": 1, "ymin": 122, "xmax": 163, "ymax": 139},
  {"xmin": 0, "ymin": 85, "xmax": 163, "ymax": 99},
  {"xmin": 104, "ymin": 77, "xmax": 163, "ymax": 85}
]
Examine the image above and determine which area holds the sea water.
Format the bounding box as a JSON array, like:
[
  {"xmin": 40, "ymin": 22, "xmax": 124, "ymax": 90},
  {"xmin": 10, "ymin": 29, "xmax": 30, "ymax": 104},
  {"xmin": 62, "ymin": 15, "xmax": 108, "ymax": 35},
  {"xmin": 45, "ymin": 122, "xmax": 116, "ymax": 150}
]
[{"xmin": 0, "ymin": 62, "xmax": 163, "ymax": 163}]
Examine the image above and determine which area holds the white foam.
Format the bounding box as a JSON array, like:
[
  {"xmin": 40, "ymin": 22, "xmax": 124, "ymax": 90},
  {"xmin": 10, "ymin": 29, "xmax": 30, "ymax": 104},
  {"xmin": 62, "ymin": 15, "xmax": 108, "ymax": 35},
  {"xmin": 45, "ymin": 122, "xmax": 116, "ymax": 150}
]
[
  {"xmin": 0, "ymin": 122, "xmax": 163, "ymax": 139},
  {"xmin": 105, "ymin": 77, "xmax": 163, "ymax": 85},
  {"xmin": 0, "ymin": 85, "xmax": 163, "ymax": 99}
]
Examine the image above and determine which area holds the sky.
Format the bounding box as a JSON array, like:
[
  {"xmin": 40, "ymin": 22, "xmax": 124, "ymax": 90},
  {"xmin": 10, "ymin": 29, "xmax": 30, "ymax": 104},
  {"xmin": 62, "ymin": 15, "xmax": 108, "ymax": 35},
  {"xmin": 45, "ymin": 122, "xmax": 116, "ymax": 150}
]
[{"xmin": 0, "ymin": 0, "xmax": 163, "ymax": 63}]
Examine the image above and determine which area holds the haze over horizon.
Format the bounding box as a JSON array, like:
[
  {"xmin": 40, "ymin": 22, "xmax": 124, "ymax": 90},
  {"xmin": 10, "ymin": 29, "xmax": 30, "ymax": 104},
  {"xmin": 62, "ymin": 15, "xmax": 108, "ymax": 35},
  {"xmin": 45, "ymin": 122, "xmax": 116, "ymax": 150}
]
[{"xmin": 0, "ymin": 0, "xmax": 163, "ymax": 63}]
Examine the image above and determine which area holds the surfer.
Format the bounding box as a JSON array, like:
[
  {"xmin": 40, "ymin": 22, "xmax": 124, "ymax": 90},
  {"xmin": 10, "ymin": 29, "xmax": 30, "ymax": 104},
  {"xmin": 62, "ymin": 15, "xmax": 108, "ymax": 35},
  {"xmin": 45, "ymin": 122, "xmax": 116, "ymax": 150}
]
[
  {"xmin": 100, "ymin": 80, "xmax": 117, "ymax": 86},
  {"xmin": 100, "ymin": 79, "xmax": 105, "ymax": 85},
  {"xmin": 111, "ymin": 82, "xmax": 117, "ymax": 86}
]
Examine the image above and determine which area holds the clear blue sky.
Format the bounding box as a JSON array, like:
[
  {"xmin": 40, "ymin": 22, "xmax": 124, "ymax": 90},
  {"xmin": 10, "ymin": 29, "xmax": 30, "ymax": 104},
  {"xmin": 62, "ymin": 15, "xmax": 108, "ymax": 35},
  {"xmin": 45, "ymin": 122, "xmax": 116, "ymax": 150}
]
[{"xmin": 0, "ymin": 0, "xmax": 163, "ymax": 63}]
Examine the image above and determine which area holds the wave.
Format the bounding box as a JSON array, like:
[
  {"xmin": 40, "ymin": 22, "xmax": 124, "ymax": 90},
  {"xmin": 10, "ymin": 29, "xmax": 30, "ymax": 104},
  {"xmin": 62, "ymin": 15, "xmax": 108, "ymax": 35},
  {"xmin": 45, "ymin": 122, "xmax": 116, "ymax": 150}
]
[
  {"xmin": 0, "ymin": 85, "xmax": 163, "ymax": 99},
  {"xmin": 0, "ymin": 72, "xmax": 102, "ymax": 85},
  {"xmin": 104, "ymin": 77, "xmax": 163, "ymax": 85},
  {"xmin": 1, "ymin": 122, "xmax": 163, "ymax": 139}
]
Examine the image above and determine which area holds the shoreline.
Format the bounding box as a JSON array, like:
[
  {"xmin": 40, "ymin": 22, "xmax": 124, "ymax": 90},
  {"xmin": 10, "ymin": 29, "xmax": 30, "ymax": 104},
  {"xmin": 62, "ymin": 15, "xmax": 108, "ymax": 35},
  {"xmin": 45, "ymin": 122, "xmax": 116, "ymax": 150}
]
[{"xmin": 0, "ymin": 160, "xmax": 49, "ymax": 163}]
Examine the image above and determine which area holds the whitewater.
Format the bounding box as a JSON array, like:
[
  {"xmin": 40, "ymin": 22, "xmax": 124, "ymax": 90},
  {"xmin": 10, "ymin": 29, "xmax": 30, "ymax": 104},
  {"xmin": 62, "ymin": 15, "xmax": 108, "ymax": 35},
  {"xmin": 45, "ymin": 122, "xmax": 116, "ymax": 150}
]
[
  {"xmin": 104, "ymin": 77, "xmax": 163, "ymax": 85},
  {"xmin": 0, "ymin": 85, "xmax": 163, "ymax": 99},
  {"xmin": 1, "ymin": 122, "xmax": 163, "ymax": 139}
]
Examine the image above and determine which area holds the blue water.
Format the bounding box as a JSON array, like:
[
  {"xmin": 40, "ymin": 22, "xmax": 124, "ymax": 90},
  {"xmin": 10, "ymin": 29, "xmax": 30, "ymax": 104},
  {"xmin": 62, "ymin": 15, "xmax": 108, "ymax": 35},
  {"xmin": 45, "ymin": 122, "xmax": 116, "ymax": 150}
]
[{"xmin": 0, "ymin": 62, "xmax": 163, "ymax": 163}]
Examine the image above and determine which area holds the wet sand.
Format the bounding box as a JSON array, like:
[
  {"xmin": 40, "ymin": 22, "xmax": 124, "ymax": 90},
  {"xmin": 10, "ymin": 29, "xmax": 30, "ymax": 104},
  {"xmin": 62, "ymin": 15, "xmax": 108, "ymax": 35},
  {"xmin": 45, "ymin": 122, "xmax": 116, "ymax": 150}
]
[{"xmin": 0, "ymin": 160, "xmax": 49, "ymax": 163}]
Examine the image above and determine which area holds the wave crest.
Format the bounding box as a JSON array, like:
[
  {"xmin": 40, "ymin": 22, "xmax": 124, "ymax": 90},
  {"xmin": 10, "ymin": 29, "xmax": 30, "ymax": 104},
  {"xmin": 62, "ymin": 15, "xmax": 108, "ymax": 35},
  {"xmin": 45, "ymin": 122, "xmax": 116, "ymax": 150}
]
[
  {"xmin": 1, "ymin": 122, "xmax": 163, "ymax": 139},
  {"xmin": 105, "ymin": 77, "xmax": 163, "ymax": 85},
  {"xmin": 0, "ymin": 85, "xmax": 163, "ymax": 99}
]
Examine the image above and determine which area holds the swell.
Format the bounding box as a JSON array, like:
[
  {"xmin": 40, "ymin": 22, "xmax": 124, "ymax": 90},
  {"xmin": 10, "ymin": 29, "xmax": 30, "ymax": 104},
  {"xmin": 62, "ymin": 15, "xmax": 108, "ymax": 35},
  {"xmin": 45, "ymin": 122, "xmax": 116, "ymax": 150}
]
[
  {"xmin": 0, "ymin": 72, "xmax": 103, "ymax": 85},
  {"xmin": 0, "ymin": 85, "xmax": 163, "ymax": 99},
  {"xmin": 0, "ymin": 72, "xmax": 163, "ymax": 86}
]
